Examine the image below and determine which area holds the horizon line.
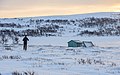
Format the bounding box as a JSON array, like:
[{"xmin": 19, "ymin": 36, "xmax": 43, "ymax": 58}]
[{"xmin": 0, "ymin": 11, "xmax": 120, "ymax": 19}]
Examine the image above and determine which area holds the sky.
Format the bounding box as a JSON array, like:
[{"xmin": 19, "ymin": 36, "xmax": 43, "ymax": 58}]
[{"xmin": 0, "ymin": 0, "xmax": 120, "ymax": 18}]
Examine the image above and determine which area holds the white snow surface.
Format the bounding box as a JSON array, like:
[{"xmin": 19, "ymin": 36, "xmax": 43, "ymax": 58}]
[
  {"xmin": 0, "ymin": 12, "xmax": 120, "ymax": 25},
  {"xmin": 0, "ymin": 36, "xmax": 120, "ymax": 75},
  {"xmin": 0, "ymin": 12, "xmax": 120, "ymax": 75}
]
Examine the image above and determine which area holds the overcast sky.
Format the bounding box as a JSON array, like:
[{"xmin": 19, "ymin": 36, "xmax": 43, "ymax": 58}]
[{"xmin": 0, "ymin": 0, "xmax": 120, "ymax": 18}]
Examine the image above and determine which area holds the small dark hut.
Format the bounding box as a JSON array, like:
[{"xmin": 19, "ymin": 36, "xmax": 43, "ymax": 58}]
[{"xmin": 68, "ymin": 40, "xmax": 94, "ymax": 47}]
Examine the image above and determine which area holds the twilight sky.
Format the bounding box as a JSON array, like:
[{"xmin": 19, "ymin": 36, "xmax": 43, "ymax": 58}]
[{"xmin": 0, "ymin": 0, "xmax": 120, "ymax": 18}]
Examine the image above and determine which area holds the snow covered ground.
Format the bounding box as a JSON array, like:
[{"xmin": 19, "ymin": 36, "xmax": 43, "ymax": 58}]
[
  {"xmin": 0, "ymin": 36, "xmax": 120, "ymax": 75},
  {"xmin": 0, "ymin": 12, "xmax": 119, "ymax": 25},
  {"xmin": 0, "ymin": 12, "xmax": 120, "ymax": 75}
]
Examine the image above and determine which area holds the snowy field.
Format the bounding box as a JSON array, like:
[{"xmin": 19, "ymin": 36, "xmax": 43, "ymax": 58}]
[{"xmin": 0, "ymin": 36, "xmax": 120, "ymax": 75}]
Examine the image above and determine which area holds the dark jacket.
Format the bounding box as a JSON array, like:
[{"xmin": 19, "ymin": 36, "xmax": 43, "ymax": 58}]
[{"xmin": 23, "ymin": 36, "xmax": 29, "ymax": 45}]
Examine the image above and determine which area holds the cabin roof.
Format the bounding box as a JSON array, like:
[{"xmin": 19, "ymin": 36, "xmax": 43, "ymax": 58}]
[
  {"xmin": 68, "ymin": 40, "xmax": 82, "ymax": 43},
  {"xmin": 68, "ymin": 40, "xmax": 94, "ymax": 47}
]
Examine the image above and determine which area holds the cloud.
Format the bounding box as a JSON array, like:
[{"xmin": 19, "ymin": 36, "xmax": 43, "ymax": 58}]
[
  {"xmin": 1, "ymin": 0, "xmax": 120, "ymax": 9},
  {"xmin": 1, "ymin": 0, "xmax": 120, "ymax": 10},
  {"xmin": 0, "ymin": 0, "xmax": 120, "ymax": 17}
]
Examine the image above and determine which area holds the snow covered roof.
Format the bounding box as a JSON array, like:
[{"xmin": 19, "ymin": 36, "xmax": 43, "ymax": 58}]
[
  {"xmin": 83, "ymin": 41, "xmax": 94, "ymax": 47},
  {"xmin": 68, "ymin": 40, "xmax": 82, "ymax": 43}
]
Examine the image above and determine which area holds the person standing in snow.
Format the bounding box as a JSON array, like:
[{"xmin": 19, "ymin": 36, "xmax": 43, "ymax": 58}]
[{"xmin": 23, "ymin": 35, "xmax": 29, "ymax": 51}]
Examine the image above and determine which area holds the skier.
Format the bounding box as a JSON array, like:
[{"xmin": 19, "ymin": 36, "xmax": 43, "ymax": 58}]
[{"xmin": 23, "ymin": 35, "xmax": 29, "ymax": 50}]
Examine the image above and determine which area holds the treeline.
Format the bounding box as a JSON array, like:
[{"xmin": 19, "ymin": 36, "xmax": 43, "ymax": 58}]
[
  {"xmin": 80, "ymin": 28, "xmax": 120, "ymax": 36},
  {"xmin": 0, "ymin": 23, "xmax": 28, "ymax": 28},
  {"xmin": 1, "ymin": 17, "xmax": 120, "ymax": 36},
  {"xmin": 0, "ymin": 25, "xmax": 59, "ymax": 37},
  {"xmin": 29, "ymin": 19, "xmax": 70, "ymax": 25},
  {"xmin": 29, "ymin": 17, "xmax": 119, "ymax": 26},
  {"xmin": 22, "ymin": 26, "xmax": 58, "ymax": 36},
  {"xmin": 78, "ymin": 17, "xmax": 118, "ymax": 28},
  {"xmin": 0, "ymin": 25, "xmax": 59, "ymax": 44},
  {"xmin": 78, "ymin": 17, "xmax": 120, "ymax": 36},
  {"xmin": 28, "ymin": 17, "xmax": 120, "ymax": 36}
]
